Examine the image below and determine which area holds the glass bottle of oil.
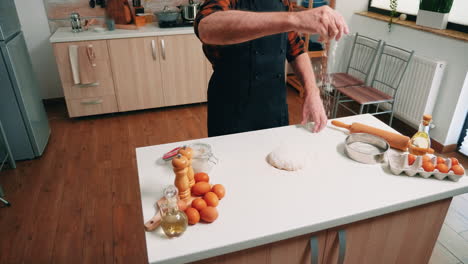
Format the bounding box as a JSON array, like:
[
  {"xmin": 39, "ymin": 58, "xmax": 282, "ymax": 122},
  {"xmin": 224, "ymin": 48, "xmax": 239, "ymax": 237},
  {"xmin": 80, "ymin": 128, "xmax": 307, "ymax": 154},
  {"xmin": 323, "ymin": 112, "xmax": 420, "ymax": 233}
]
[
  {"xmin": 160, "ymin": 185, "xmax": 188, "ymax": 238},
  {"xmin": 409, "ymin": 114, "xmax": 432, "ymax": 155}
]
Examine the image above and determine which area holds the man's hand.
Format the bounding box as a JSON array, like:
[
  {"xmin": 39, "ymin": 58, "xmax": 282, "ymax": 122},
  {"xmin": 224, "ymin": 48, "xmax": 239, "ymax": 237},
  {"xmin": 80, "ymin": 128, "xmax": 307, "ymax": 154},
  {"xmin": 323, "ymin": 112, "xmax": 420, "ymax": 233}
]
[
  {"xmin": 302, "ymin": 91, "xmax": 328, "ymax": 133},
  {"xmin": 293, "ymin": 6, "xmax": 349, "ymax": 42}
]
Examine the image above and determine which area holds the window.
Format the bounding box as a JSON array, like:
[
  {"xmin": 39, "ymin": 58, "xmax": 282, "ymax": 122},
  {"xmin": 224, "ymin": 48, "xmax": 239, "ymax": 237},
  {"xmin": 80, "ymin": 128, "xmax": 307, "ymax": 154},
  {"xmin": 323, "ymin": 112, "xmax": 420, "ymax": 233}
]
[{"xmin": 368, "ymin": 0, "xmax": 468, "ymax": 32}]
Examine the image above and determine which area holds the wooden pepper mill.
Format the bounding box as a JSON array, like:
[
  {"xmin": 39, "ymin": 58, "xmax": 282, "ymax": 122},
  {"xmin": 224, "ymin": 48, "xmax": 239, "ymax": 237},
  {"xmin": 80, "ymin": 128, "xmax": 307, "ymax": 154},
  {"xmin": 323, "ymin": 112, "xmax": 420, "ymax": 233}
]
[
  {"xmin": 178, "ymin": 146, "xmax": 195, "ymax": 188},
  {"xmin": 172, "ymin": 154, "xmax": 191, "ymax": 200}
]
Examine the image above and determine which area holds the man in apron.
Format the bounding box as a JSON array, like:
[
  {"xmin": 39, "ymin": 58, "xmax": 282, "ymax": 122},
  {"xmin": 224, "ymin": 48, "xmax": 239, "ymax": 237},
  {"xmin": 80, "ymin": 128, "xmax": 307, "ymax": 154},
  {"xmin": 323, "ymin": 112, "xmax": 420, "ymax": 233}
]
[{"xmin": 194, "ymin": 0, "xmax": 348, "ymax": 137}]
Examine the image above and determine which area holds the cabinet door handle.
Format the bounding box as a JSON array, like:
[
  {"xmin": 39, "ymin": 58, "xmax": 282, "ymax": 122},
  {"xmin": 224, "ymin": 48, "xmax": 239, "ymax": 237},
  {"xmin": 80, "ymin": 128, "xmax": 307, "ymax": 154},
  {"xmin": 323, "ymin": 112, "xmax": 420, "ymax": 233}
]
[
  {"xmin": 160, "ymin": 39, "xmax": 166, "ymax": 60},
  {"xmin": 75, "ymin": 82, "xmax": 100, "ymax": 88},
  {"xmin": 309, "ymin": 236, "xmax": 319, "ymax": 264},
  {"xmin": 337, "ymin": 229, "xmax": 346, "ymax": 264},
  {"xmin": 151, "ymin": 39, "xmax": 157, "ymax": 61},
  {"xmin": 81, "ymin": 99, "xmax": 103, "ymax": 105}
]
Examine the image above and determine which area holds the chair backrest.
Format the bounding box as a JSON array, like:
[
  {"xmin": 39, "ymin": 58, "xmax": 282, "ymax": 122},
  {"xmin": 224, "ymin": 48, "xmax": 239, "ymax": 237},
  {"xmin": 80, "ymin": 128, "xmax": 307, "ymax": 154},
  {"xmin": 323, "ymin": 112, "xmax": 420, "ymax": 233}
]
[
  {"xmin": 345, "ymin": 33, "xmax": 382, "ymax": 83},
  {"xmin": 370, "ymin": 43, "xmax": 414, "ymax": 98}
]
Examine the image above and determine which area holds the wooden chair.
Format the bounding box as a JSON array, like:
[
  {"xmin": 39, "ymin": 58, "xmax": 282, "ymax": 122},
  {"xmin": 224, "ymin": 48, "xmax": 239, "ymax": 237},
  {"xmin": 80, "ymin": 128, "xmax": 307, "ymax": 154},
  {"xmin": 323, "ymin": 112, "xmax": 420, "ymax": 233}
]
[
  {"xmin": 329, "ymin": 33, "xmax": 382, "ymax": 91},
  {"xmin": 332, "ymin": 43, "xmax": 414, "ymax": 126}
]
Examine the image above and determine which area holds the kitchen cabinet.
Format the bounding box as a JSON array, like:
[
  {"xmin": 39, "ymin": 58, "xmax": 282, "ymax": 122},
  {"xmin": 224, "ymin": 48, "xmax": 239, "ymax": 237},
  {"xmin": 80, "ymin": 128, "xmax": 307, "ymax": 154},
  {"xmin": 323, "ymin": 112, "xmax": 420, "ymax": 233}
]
[
  {"xmin": 53, "ymin": 40, "xmax": 118, "ymax": 117},
  {"xmin": 159, "ymin": 34, "xmax": 209, "ymax": 106},
  {"xmin": 51, "ymin": 28, "xmax": 210, "ymax": 117},
  {"xmin": 191, "ymin": 231, "xmax": 328, "ymax": 264},
  {"xmin": 108, "ymin": 37, "xmax": 165, "ymax": 111},
  {"xmin": 190, "ymin": 198, "xmax": 450, "ymax": 264},
  {"xmin": 108, "ymin": 34, "xmax": 208, "ymax": 111},
  {"xmin": 322, "ymin": 198, "xmax": 450, "ymax": 264}
]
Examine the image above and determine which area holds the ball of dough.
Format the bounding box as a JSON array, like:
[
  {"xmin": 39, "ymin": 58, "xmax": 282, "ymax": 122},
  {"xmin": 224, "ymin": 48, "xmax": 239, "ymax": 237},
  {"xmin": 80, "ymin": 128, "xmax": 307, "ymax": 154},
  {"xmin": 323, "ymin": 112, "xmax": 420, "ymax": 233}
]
[{"xmin": 267, "ymin": 145, "xmax": 308, "ymax": 171}]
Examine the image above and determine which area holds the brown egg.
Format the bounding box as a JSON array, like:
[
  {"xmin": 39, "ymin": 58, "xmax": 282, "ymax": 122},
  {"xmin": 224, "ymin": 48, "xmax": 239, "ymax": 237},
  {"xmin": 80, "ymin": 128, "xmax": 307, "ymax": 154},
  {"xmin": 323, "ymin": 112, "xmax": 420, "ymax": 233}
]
[
  {"xmin": 211, "ymin": 184, "xmax": 226, "ymax": 200},
  {"xmin": 200, "ymin": 206, "xmax": 218, "ymax": 223},
  {"xmin": 452, "ymin": 165, "xmax": 465, "ymax": 175},
  {"xmin": 194, "ymin": 172, "xmax": 210, "ymax": 183},
  {"xmin": 191, "ymin": 198, "xmax": 207, "ymax": 211},
  {"xmin": 185, "ymin": 207, "xmax": 200, "ymax": 225},
  {"xmin": 204, "ymin": 192, "xmax": 219, "ymax": 207},
  {"xmin": 191, "ymin": 182, "xmax": 211, "ymax": 196},
  {"xmin": 436, "ymin": 163, "xmax": 449, "ymax": 173},
  {"xmin": 422, "ymin": 161, "xmax": 435, "ymax": 172}
]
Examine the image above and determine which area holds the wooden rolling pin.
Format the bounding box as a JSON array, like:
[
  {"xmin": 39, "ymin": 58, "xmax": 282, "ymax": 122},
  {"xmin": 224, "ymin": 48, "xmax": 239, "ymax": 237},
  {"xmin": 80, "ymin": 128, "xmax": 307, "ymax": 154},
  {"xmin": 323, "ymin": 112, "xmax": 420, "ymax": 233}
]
[
  {"xmin": 332, "ymin": 120, "xmax": 410, "ymax": 151},
  {"xmin": 331, "ymin": 120, "xmax": 435, "ymax": 154}
]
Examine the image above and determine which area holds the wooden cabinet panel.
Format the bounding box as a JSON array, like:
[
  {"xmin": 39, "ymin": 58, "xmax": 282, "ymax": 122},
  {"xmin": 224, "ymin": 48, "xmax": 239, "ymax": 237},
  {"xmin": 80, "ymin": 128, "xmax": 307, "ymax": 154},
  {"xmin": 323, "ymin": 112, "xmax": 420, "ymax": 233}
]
[
  {"xmin": 108, "ymin": 37, "xmax": 165, "ymax": 112},
  {"xmin": 53, "ymin": 40, "xmax": 115, "ymax": 99},
  {"xmin": 159, "ymin": 34, "xmax": 208, "ymax": 106},
  {"xmin": 190, "ymin": 231, "xmax": 328, "ymax": 264},
  {"xmin": 322, "ymin": 198, "xmax": 451, "ymax": 264},
  {"xmin": 66, "ymin": 95, "xmax": 118, "ymax": 117}
]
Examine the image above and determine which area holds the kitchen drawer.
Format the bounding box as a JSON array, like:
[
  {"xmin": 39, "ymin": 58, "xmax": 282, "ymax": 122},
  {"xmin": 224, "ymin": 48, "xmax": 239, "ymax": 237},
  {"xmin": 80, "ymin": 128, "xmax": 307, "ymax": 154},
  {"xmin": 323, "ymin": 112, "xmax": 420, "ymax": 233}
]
[
  {"xmin": 53, "ymin": 40, "xmax": 115, "ymax": 99},
  {"xmin": 66, "ymin": 95, "xmax": 118, "ymax": 117}
]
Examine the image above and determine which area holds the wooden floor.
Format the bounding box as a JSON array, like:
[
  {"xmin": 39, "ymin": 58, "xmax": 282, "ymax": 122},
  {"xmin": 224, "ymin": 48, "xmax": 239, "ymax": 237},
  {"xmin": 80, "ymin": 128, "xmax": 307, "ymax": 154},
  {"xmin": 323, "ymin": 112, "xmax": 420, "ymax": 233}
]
[{"xmin": 0, "ymin": 87, "xmax": 467, "ymax": 264}]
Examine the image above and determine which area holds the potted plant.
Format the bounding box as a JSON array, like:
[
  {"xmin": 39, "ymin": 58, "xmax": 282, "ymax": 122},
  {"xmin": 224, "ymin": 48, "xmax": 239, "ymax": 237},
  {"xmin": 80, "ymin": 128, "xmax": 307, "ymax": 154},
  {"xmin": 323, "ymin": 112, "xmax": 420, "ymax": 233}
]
[{"xmin": 416, "ymin": 0, "xmax": 454, "ymax": 29}]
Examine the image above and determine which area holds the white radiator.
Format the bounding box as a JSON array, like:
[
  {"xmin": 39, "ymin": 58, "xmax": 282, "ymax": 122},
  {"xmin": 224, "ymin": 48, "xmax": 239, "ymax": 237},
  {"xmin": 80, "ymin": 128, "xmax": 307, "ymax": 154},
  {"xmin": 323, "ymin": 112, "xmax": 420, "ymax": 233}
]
[{"xmin": 392, "ymin": 55, "xmax": 446, "ymax": 128}]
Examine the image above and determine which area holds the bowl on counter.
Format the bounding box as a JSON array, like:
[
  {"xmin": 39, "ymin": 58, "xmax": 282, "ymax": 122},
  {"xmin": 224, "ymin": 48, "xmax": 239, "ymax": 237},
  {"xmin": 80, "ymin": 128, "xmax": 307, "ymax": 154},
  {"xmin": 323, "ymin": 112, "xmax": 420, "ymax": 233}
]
[
  {"xmin": 154, "ymin": 6, "xmax": 180, "ymax": 23},
  {"xmin": 345, "ymin": 133, "xmax": 389, "ymax": 164}
]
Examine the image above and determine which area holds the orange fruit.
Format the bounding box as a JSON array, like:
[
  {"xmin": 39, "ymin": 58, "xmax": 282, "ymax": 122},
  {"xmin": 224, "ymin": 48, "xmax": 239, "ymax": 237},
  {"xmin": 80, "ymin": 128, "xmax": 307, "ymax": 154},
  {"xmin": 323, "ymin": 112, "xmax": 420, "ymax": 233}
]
[
  {"xmin": 200, "ymin": 206, "xmax": 218, "ymax": 223},
  {"xmin": 191, "ymin": 198, "xmax": 207, "ymax": 211},
  {"xmin": 422, "ymin": 161, "xmax": 435, "ymax": 172},
  {"xmin": 185, "ymin": 207, "xmax": 200, "ymax": 225},
  {"xmin": 194, "ymin": 172, "xmax": 210, "ymax": 183},
  {"xmin": 450, "ymin": 157, "xmax": 459, "ymax": 166},
  {"xmin": 436, "ymin": 163, "xmax": 449, "ymax": 173},
  {"xmin": 451, "ymin": 165, "xmax": 465, "ymax": 175},
  {"xmin": 422, "ymin": 155, "xmax": 432, "ymax": 163},
  {"xmin": 211, "ymin": 184, "xmax": 226, "ymax": 200},
  {"xmin": 191, "ymin": 182, "xmax": 211, "ymax": 196},
  {"xmin": 204, "ymin": 192, "xmax": 219, "ymax": 207},
  {"xmin": 436, "ymin": 157, "xmax": 445, "ymax": 164},
  {"xmin": 408, "ymin": 154, "xmax": 416, "ymax": 166}
]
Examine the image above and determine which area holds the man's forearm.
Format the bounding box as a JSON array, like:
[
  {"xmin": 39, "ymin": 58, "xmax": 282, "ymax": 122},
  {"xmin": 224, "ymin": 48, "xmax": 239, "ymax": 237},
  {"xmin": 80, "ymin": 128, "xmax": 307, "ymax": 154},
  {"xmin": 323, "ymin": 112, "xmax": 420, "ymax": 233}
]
[
  {"xmin": 290, "ymin": 53, "xmax": 320, "ymax": 97},
  {"xmin": 198, "ymin": 11, "xmax": 297, "ymax": 45}
]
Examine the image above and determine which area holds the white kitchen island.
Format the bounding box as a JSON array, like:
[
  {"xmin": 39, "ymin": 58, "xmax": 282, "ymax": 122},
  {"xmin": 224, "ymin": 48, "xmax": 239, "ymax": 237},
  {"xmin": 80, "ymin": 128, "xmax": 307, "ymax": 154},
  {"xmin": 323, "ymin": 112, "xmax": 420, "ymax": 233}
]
[{"xmin": 136, "ymin": 114, "xmax": 468, "ymax": 264}]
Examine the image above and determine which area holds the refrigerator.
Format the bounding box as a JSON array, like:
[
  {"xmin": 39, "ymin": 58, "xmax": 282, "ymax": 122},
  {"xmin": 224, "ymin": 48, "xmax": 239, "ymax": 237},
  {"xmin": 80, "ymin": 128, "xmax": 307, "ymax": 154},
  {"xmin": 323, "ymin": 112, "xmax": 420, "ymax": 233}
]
[{"xmin": 0, "ymin": 0, "xmax": 50, "ymax": 161}]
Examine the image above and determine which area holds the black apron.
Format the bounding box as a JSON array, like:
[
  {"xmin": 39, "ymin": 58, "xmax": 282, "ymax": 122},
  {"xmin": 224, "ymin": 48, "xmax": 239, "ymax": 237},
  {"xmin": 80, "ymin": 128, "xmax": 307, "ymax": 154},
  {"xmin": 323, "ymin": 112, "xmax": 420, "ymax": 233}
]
[{"xmin": 207, "ymin": 0, "xmax": 289, "ymax": 137}]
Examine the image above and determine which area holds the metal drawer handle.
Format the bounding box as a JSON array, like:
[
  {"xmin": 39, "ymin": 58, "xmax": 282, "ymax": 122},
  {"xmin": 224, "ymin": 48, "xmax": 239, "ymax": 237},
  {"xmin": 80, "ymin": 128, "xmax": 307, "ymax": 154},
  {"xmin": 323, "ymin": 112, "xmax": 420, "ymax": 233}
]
[
  {"xmin": 338, "ymin": 229, "xmax": 346, "ymax": 264},
  {"xmin": 161, "ymin": 39, "xmax": 166, "ymax": 60},
  {"xmin": 151, "ymin": 39, "xmax": 157, "ymax": 61},
  {"xmin": 75, "ymin": 82, "xmax": 99, "ymax": 88},
  {"xmin": 81, "ymin": 99, "xmax": 103, "ymax": 105},
  {"xmin": 310, "ymin": 236, "xmax": 319, "ymax": 264}
]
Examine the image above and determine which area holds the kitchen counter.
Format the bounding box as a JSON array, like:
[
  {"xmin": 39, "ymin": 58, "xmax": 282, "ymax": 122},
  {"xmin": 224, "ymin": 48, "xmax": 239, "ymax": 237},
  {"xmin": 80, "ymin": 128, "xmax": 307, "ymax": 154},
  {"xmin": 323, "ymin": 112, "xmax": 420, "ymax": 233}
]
[
  {"xmin": 135, "ymin": 114, "xmax": 468, "ymax": 264},
  {"xmin": 49, "ymin": 24, "xmax": 194, "ymax": 43}
]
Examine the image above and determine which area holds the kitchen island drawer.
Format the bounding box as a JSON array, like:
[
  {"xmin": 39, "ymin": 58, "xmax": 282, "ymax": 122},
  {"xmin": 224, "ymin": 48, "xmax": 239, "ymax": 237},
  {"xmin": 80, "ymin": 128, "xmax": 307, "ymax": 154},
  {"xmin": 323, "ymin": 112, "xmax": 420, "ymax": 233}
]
[
  {"xmin": 66, "ymin": 95, "xmax": 118, "ymax": 117},
  {"xmin": 53, "ymin": 40, "xmax": 115, "ymax": 99}
]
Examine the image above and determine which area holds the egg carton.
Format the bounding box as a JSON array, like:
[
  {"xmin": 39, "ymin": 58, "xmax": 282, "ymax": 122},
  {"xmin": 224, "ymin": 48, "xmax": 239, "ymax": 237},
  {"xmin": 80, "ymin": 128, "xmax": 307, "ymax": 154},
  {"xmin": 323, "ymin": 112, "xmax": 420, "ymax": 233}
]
[{"xmin": 388, "ymin": 153, "xmax": 465, "ymax": 182}]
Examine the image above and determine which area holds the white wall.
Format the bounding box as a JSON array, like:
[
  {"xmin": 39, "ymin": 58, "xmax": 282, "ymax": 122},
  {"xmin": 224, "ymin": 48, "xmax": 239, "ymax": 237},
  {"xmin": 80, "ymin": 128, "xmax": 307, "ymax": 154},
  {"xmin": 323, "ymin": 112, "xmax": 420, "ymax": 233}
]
[
  {"xmin": 14, "ymin": 0, "xmax": 63, "ymax": 99},
  {"xmin": 332, "ymin": 0, "xmax": 468, "ymax": 146},
  {"xmin": 446, "ymin": 72, "xmax": 468, "ymax": 146}
]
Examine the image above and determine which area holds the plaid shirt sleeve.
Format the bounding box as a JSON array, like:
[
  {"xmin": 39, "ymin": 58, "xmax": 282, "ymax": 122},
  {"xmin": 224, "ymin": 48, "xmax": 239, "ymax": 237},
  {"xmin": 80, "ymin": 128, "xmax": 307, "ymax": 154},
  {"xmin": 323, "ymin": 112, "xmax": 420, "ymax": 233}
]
[
  {"xmin": 194, "ymin": 0, "xmax": 304, "ymax": 63},
  {"xmin": 194, "ymin": 0, "xmax": 234, "ymax": 39},
  {"xmin": 284, "ymin": 0, "xmax": 305, "ymax": 62}
]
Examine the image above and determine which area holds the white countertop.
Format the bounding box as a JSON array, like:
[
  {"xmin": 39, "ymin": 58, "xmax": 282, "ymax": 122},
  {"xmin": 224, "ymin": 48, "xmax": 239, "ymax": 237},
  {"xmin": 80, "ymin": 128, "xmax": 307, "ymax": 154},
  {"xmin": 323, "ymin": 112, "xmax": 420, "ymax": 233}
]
[
  {"xmin": 49, "ymin": 24, "xmax": 195, "ymax": 43},
  {"xmin": 136, "ymin": 114, "xmax": 468, "ymax": 264}
]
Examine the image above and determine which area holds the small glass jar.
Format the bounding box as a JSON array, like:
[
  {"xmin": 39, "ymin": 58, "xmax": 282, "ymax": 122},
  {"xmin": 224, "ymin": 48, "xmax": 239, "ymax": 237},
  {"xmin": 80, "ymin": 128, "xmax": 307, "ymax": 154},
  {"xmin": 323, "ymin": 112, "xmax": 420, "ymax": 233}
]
[{"xmin": 190, "ymin": 143, "xmax": 218, "ymax": 174}]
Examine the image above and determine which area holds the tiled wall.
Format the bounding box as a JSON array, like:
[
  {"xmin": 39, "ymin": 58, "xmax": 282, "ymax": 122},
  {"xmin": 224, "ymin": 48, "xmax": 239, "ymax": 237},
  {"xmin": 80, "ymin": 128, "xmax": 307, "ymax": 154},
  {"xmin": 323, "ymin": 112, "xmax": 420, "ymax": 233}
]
[{"xmin": 43, "ymin": 0, "xmax": 189, "ymax": 32}]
